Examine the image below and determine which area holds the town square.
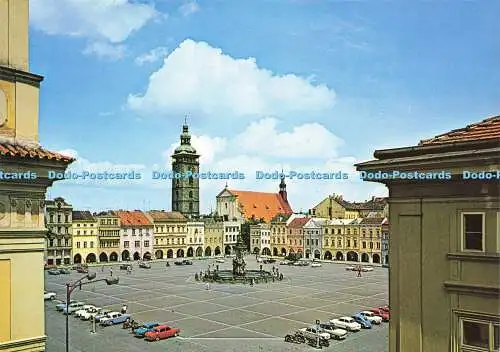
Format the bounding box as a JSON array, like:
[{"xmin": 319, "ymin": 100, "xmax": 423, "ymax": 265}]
[{"xmin": 0, "ymin": 1, "xmax": 498, "ymax": 352}]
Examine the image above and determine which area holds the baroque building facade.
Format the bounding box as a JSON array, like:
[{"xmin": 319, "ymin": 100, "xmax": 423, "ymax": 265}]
[
  {"xmin": 71, "ymin": 210, "xmax": 99, "ymax": 264},
  {"xmin": 171, "ymin": 123, "xmax": 199, "ymax": 217},
  {"xmin": 44, "ymin": 197, "xmax": 73, "ymax": 265},
  {"xmin": 115, "ymin": 210, "xmax": 153, "ymax": 261},
  {"xmin": 147, "ymin": 210, "xmax": 187, "ymax": 259},
  {"xmin": 95, "ymin": 211, "xmax": 121, "ymax": 261},
  {"xmin": 0, "ymin": 0, "xmax": 73, "ymax": 349},
  {"xmin": 356, "ymin": 115, "xmax": 500, "ymax": 352}
]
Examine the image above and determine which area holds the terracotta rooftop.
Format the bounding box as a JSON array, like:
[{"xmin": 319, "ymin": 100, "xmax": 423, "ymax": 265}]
[
  {"xmin": 113, "ymin": 210, "xmax": 152, "ymax": 227},
  {"xmin": 147, "ymin": 210, "xmax": 186, "ymax": 222},
  {"xmin": 288, "ymin": 217, "xmax": 310, "ymax": 228},
  {"xmin": 227, "ymin": 190, "xmax": 293, "ymax": 223},
  {"xmin": 0, "ymin": 142, "xmax": 74, "ymax": 162},
  {"xmin": 419, "ymin": 115, "xmax": 500, "ymax": 146},
  {"xmin": 72, "ymin": 210, "xmax": 95, "ymax": 221}
]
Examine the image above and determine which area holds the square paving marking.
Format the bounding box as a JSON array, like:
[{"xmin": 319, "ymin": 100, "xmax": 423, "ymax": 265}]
[{"xmin": 200, "ymin": 308, "xmax": 270, "ymax": 325}]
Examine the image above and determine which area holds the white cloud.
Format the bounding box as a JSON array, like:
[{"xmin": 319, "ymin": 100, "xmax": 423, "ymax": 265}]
[
  {"xmin": 56, "ymin": 149, "xmax": 146, "ymax": 187},
  {"xmin": 127, "ymin": 39, "xmax": 335, "ymax": 117},
  {"xmin": 179, "ymin": 1, "xmax": 200, "ymax": 17},
  {"xmin": 30, "ymin": 0, "xmax": 158, "ymax": 60},
  {"xmin": 30, "ymin": 0, "xmax": 158, "ymax": 43},
  {"xmin": 236, "ymin": 117, "xmax": 343, "ymax": 158},
  {"xmin": 83, "ymin": 42, "xmax": 126, "ymax": 61},
  {"xmin": 163, "ymin": 134, "xmax": 228, "ymax": 166},
  {"xmin": 135, "ymin": 46, "xmax": 169, "ymax": 66}
]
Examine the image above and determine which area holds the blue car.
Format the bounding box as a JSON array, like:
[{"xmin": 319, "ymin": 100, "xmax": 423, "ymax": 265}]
[
  {"xmin": 100, "ymin": 313, "xmax": 131, "ymax": 326},
  {"xmin": 134, "ymin": 322, "xmax": 160, "ymax": 337},
  {"xmin": 352, "ymin": 313, "xmax": 372, "ymax": 329},
  {"xmin": 56, "ymin": 300, "xmax": 77, "ymax": 311}
]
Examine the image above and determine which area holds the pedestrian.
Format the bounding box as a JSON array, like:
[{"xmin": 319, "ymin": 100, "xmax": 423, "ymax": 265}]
[
  {"xmin": 110, "ymin": 268, "xmax": 113, "ymax": 277},
  {"xmin": 101, "ymin": 266, "xmax": 104, "ymax": 272},
  {"xmin": 121, "ymin": 304, "xmax": 127, "ymax": 314},
  {"xmin": 205, "ymin": 282, "xmax": 210, "ymax": 290},
  {"xmin": 357, "ymin": 265, "xmax": 362, "ymax": 277}
]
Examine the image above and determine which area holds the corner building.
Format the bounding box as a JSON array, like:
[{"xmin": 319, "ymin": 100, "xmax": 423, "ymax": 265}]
[
  {"xmin": 356, "ymin": 115, "xmax": 500, "ymax": 352},
  {"xmin": 0, "ymin": 0, "xmax": 73, "ymax": 349}
]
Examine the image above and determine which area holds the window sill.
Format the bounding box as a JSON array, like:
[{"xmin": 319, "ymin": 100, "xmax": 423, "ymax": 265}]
[
  {"xmin": 444, "ymin": 281, "xmax": 500, "ymax": 297},
  {"xmin": 447, "ymin": 252, "xmax": 500, "ymax": 263}
]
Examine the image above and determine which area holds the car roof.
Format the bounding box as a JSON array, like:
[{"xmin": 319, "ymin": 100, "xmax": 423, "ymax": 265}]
[
  {"xmin": 155, "ymin": 324, "xmax": 169, "ymax": 329},
  {"xmin": 144, "ymin": 322, "xmax": 159, "ymax": 327}
]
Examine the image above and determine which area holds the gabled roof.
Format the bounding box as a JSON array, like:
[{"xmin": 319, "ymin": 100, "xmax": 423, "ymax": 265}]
[
  {"xmin": 146, "ymin": 210, "xmax": 185, "ymax": 222},
  {"xmin": 326, "ymin": 218, "xmax": 355, "ymax": 226},
  {"xmin": 225, "ymin": 189, "xmax": 293, "ymax": 223},
  {"xmin": 288, "ymin": 217, "xmax": 310, "ymax": 228},
  {"xmin": 360, "ymin": 217, "xmax": 385, "ymax": 226},
  {"xmin": 419, "ymin": 115, "xmax": 500, "ymax": 146},
  {"xmin": 113, "ymin": 210, "xmax": 152, "ymax": 227},
  {"xmin": 0, "ymin": 142, "xmax": 74, "ymax": 162},
  {"xmin": 72, "ymin": 211, "xmax": 95, "ymax": 221}
]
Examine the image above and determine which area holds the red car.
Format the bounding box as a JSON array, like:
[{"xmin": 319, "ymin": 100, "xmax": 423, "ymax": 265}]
[
  {"xmin": 76, "ymin": 266, "xmax": 88, "ymax": 273},
  {"xmin": 379, "ymin": 306, "xmax": 390, "ymax": 313},
  {"xmin": 370, "ymin": 308, "xmax": 390, "ymax": 322},
  {"xmin": 144, "ymin": 325, "xmax": 180, "ymax": 341}
]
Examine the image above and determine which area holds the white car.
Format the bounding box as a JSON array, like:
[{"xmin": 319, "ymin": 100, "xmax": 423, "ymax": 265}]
[
  {"xmin": 362, "ymin": 266, "xmax": 374, "ymax": 272},
  {"xmin": 74, "ymin": 305, "xmax": 96, "ymax": 318},
  {"xmin": 311, "ymin": 262, "xmax": 322, "ymax": 267},
  {"xmin": 345, "ymin": 265, "xmax": 355, "ymax": 271},
  {"xmin": 279, "ymin": 260, "xmax": 289, "ymax": 265},
  {"xmin": 256, "ymin": 257, "xmax": 263, "ymax": 263},
  {"xmin": 318, "ymin": 323, "xmax": 348, "ymax": 340},
  {"xmin": 80, "ymin": 307, "xmax": 102, "ymax": 320},
  {"xmin": 330, "ymin": 316, "xmax": 362, "ymax": 332},
  {"xmin": 44, "ymin": 291, "xmax": 56, "ymax": 300},
  {"xmin": 360, "ymin": 311, "xmax": 382, "ymax": 324},
  {"xmin": 99, "ymin": 312, "xmax": 122, "ymax": 325},
  {"xmin": 215, "ymin": 258, "xmax": 225, "ymax": 263},
  {"xmin": 297, "ymin": 326, "xmax": 331, "ymax": 341}
]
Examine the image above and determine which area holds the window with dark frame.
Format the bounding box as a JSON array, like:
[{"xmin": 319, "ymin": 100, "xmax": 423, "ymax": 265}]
[
  {"xmin": 462, "ymin": 320, "xmax": 490, "ymax": 349},
  {"xmin": 463, "ymin": 214, "xmax": 483, "ymax": 251}
]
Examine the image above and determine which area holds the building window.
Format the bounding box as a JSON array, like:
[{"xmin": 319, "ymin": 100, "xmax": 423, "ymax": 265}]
[
  {"xmin": 347, "ymin": 239, "xmax": 350, "ymax": 247},
  {"xmin": 362, "ymin": 241, "xmax": 366, "ymax": 249},
  {"xmin": 462, "ymin": 213, "xmax": 484, "ymax": 251},
  {"xmin": 461, "ymin": 319, "xmax": 499, "ymax": 350},
  {"xmin": 124, "ymin": 241, "xmax": 129, "ymax": 248},
  {"xmin": 83, "ymin": 242, "xmax": 87, "ymax": 248},
  {"xmin": 337, "ymin": 239, "xmax": 341, "ymax": 247},
  {"xmin": 354, "ymin": 239, "xmax": 357, "ymax": 247},
  {"xmin": 376, "ymin": 242, "xmax": 380, "ymax": 249},
  {"xmin": 135, "ymin": 241, "xmax": 140, "ymax": 248},
  {"xmin": 189, "ymin": 203, "xmax": 193, "ymax": 211},
  {"xmin": 76, "ymin": 242, "xmax": 80, "ymax": 248},
  {"xmin": 144, "ymin": 241, "xmax": 149, "ymax": 247}
]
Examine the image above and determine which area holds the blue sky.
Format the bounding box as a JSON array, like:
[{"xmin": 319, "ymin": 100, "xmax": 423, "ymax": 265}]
[{"xmin": 29, "ymin": 0, "xmax": 500, "ymax": 213}]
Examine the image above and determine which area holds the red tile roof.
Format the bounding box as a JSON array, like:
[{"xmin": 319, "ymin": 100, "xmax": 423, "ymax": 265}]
[
  {"xmin": 0, "ymin": 142, "xmax": 74, "ymax": 162},
  {"xmin": 113, "ymin": 210, "xmax": 152, "ymax": 227},
  {"xmin": 419, "ymin": 115, "xmax": 500, "ymax": 146},
  {"xmin": 228, "ymin": 190, "xmax": 293, "ymax": 223},
  {"xmin": 288, "ymin": 217, "xmax": 310, "ymax": 228}
]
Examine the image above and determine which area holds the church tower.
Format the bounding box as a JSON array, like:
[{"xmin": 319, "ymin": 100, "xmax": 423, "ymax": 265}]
[
  {"xmin": 171, "ymin": 121, "xmax": 200, "ymax": 217},
  {"xmin": 279, "ymin": 172, "xmax": 288, "ymax": 202}
]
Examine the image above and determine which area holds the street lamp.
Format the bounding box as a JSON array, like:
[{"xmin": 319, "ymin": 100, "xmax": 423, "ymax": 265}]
[{"xmin": 65, "ymin": 273, "xmax": 119, "ymax": 352}]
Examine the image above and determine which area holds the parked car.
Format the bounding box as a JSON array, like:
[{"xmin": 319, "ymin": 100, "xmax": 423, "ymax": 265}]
[
  {"xmin": 139, "ymin": 262, "xmax": 151, "ymax": 269},
  {"xmin": 359, "ymin": 311, "xmax": 382, "ymax": 324},
  {"xmin": 174, "ymin": 261, "xmax": 184, "ymax": 265},
  {"xmin": 144, "ymin": 325, "xmax": 180, "ymax": 341},
  {"xmin": 330, "ymin": 317, "xmax": 362, "ymax": 332},
  {"xmin": 311, "ymin": 262, "xmax": 322, "ymax": 267},
  {"xmin": 48, "ymin": 269, "xmax": 60, "ymax": 275},
  {"xmin": 279, "ymin": 260, "xmax": 289, "ymax": 265},
  {"xmin": 352, "ymin": 313, "xmax": 372, "ymax": 329},
  {"xmin": 120, "ymin": 264, "xmax": 132, "ymax": 270},
  {"xmin": 263, "ymin": 258, "xmax": 276, "ymax": 264},
  {"xmin": 379, "ymin": 305, "xmax": 390, "ymax": 313},
  {"xmin": 76, "ymin": 266, "xmax": 88, "ymax": 273},
  {"xmin": 318, "ymin": 323, "xmax": 348, "ymax": 340},
  {"xmin": 215, "ymin": 258, "xmax": 225, "ymax": 263},
  {"xmin": 59, "ymin": 268, "xmax": 70, "ymax": 274},
  {"xmin": 44, "ymin": 264, "xmax": 58, "ymax": 270},
  {"xmin": 345, "ymin": 265, "xmax": 356, "ymax": 271},
  {"xmin": 182, "ymin": 260, "xmax": 192, "ymax": 265},
  {"xmin": 134, "ymin": 322, "xmax": 160, "ymax": 337},
  {"xmin": 62, "ymin": 302, "xmax": 85, "ymax": 315},
  {"xmin": 100, "ymin": 312, "xmax": 131, "ymax": 326},
  {"xmin": 98, "ymin": 311, "xmax": 120, "ymax": 324},
  {"xmin": 297, "ymin": 326, "xmax": 330, "ymax": 347},
  {"xmin": 370, "ymin": 308, "xmax": 390, "ymax": 322},
  {"xmin": 94, "ymin": 309, "xmax": 113, "ymax": 322},
  {"xmin": 362, "ymin": 266, "xmax": 374, "ymax": 272},
  {"xmin": 299, "ymin": 261, "xmax": 309, "ymax": 266},
  {"xmin": 74, "ymin": 305, "xmax": 96, "ymax": 318},
  {"xmin": 72, "ymin": 264, "xmax": 88, "ymax": 270},
  {"xmin": 80, "ymin": 307, "xmax": 102, "ymax": 320},
  {"xmin": 44, "ymin": 291, "xmax": 56, "ymax": 300},
  {"xmin": 56, "ymin": 300, "xmax": 77, "ymax": 311}
]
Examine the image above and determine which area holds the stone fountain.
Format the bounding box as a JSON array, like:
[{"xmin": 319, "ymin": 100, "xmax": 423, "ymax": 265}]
[{"xmin": 199, "ymin": 234, "xmax": 282, "ymax": 284}]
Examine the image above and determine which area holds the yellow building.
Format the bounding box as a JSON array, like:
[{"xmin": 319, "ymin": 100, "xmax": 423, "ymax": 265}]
[
  {"xmin": 95, "ymin": 211, "xmax": 121, "ymax": 261},
  {"xmin": 309, "ymin": 194, "xmax": 387, "ymax": 219},
  {"xmin": 187, "ymin": 220, "xmax": 205, "ymax": 257},
  {"xmin": 322, "ymin": 218, "xmax": 361, "ymax": 260},
  {"xmin": 270, "ymin": 214, "xmax": 290, "ymax": 257},
  {"xmin": 356, "ymin": 115, "xmax": 500, "ymax": 352},
  {"xmin": 71, "ymin": 211, "xmax": 99, "ymax": 264},
  {"xmin": 358, "ymin": 217, "xmax": 383, "ymax": 264},
  {"xmin": 204, "ymin": 219, "xmax": 223, "ymax": 256},
  {"xmin": 0, "ymin": 0, "xmax": 73, "ymax": 349},
  {"xmin": 146, "ymin": 210, "xmax": 187, "ymax": 259}
]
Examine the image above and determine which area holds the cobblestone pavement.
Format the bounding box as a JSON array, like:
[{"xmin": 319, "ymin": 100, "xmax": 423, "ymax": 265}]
[{"xmin": 45, "ymin": 257, "xmax": 388, "ymax": 352}]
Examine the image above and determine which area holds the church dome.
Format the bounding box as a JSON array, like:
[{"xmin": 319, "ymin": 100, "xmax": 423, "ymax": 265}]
[{"xmin": 174, "ymin": 144, "xmax": 197, "ymax": 154}]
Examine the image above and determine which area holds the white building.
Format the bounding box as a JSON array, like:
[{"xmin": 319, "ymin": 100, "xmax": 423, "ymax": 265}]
[
  {"xmin": 250, "ymin": 223, "xmax": 271, "ymax": 256},
  {"xmin": 186, "ymin": 221, "xmax": 205, "ymax": 257},
  {"xmin": 303, "ymin": 218, "xmax": 325, "ymax": 259}
]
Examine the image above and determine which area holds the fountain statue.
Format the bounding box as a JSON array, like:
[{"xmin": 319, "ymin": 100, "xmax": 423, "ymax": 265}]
[{"xmin": 232, "ymin": 234, "xmax": 247, "ymax": 276}]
